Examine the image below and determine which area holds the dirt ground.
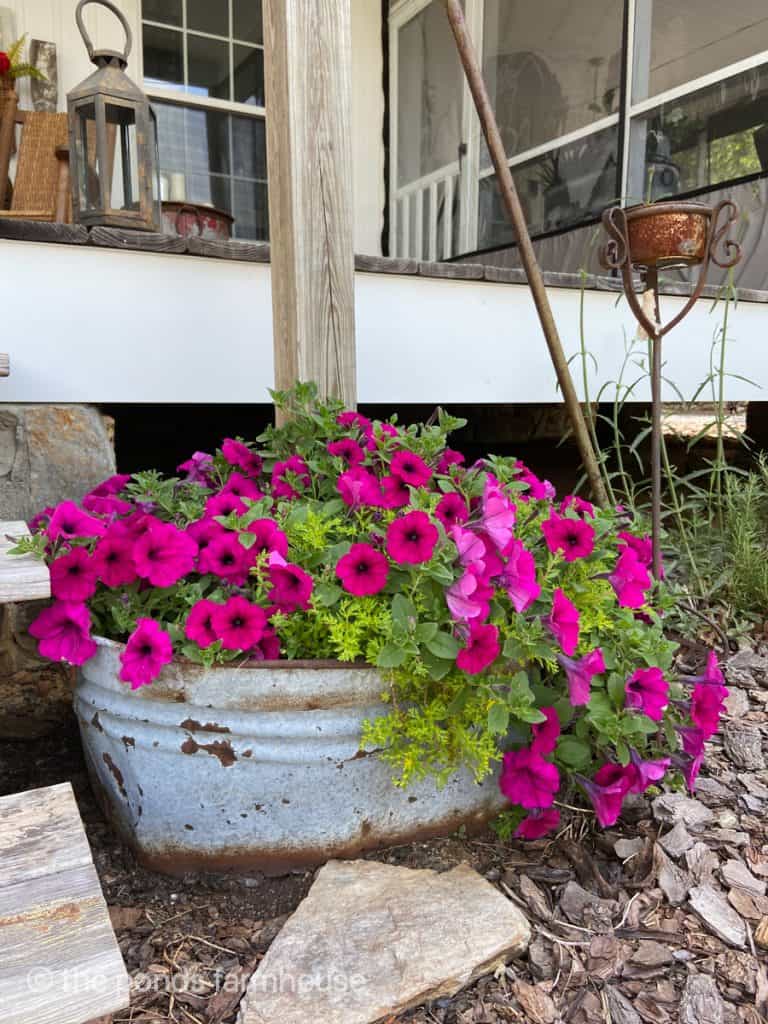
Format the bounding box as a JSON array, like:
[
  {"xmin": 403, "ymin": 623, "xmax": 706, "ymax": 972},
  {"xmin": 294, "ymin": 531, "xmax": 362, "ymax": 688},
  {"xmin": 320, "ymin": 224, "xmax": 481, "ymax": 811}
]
[{"xmin": 1, "ymin": 641, "xmax": 767, "ymax": 1024}]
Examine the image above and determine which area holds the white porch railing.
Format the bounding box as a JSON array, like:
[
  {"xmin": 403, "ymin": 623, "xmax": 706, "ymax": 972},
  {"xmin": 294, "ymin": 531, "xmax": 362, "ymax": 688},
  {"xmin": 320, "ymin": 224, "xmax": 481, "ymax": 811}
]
[{"xmin": 392, "ymin": 162, "xmax": 460, "ymax": 260}]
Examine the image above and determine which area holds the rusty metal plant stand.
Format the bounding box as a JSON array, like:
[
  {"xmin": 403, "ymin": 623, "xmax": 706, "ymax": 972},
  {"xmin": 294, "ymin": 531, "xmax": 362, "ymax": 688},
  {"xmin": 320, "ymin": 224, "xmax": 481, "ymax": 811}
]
[{"xmin": 600, "ymin": 200, "xmax": 742, "ymax": 579}]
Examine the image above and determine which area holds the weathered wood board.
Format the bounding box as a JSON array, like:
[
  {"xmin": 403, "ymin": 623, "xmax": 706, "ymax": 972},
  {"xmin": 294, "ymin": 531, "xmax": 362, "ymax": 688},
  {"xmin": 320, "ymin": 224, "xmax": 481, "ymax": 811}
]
[
  {"xmin": 0, "ymin": 783, "xmax": 130, "ymax": 1024},
  {"xmin": 0, "ymin": 520, "xmax": 50, "ymax": 603}
]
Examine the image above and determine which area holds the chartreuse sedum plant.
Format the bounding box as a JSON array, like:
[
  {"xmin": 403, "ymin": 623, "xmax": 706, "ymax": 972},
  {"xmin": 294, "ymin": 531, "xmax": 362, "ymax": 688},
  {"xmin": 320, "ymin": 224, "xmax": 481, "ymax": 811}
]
[{"xmin": 17, "ymin": 382, "xmax": 726, "ymax": 840}]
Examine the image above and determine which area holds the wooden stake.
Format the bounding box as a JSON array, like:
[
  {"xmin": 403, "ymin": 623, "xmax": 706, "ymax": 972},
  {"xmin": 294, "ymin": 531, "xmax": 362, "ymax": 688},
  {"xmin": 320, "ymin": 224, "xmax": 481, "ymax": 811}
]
[{"xmin": 263, "ymin": 0, "xmax": 357, "ymax": 418}]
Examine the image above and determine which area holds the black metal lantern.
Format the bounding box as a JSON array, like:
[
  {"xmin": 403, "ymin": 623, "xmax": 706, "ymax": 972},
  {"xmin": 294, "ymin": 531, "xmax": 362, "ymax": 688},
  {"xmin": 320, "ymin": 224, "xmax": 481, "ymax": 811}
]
[{"xmin": 67, "ymin": 0, "xmax": 161, "ymax": 231}]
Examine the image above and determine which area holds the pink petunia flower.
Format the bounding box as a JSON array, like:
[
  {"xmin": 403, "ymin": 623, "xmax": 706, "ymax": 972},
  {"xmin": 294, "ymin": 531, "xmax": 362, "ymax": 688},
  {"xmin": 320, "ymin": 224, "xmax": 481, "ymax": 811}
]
[
  {"xmin": 337, "ymin": 411, "xmax": 373, "ymax": 433},
  {"xmin": 684, "ymin": 650, "xmax": 725, "ymax": 687},
  {"xmin": 222, "ymin": 438, "xmax": 263, "ymax": 478},
  {"xmin": 119, "ymin": 618, "xmax": 173, "ymax": 689},
  {"xmin": 178, "ymin": 451, "xmax": 215, "ymax": 485},
  {"xmin": 480, "ymin": 474, "xmax": 516, "ymax": 552},
  {"xmin": 205, "ymin": 490, "xmax": 248, "ymax": 519},
  {"xmin": 93, "ymin": 532, "xmax": 137, "ymax": 587},
  {"xmin": 609, "ymin": 549, "xmax": 651, "ymax": 609},
  {"xmin": 435, "ymin": 493, "xmax": 469, "ymax": 530},
  {"xmin": 247, "ymin": 518, "xmax": 289, "ymax": 558},
  {"xmin": 530, "ymin": 707, "xmax": 560, "ymax": 755},
  {"xmin": 381, "ymin": 474, "xmax": 410, "ymax": 509},
  {"xmin": 671, "ymin": 750, "xmax": 704, "ymax": 793},
  {"xmin": 29, "ymin": 506, "xmax": 54, "ymax": 533},
  {"xmin": 451, "ymin": 525, "xmax": 487, "ymax": 571},
  {"xmin": 337, "ymin": 467, "xmax": 383, "ymax": 509},
  {"xmin": 199, "ymin": 532, "xmax": 252, "ymax": 585},
  {"xmin": 446, "ymin": 568, "xmax": 491, "ymax": 623},
  {"xmin": 222, "ymin": 472, "xmax": 264, "ymax": 502},
  {"xmin": 515, "ymin": 807, "xmax": 561, "ymax": 840},
  {"xmin": 456, "ymin": 622, "xmax": 500, "ymax": 675},
  {"xmin": 557, "ymin": 648, "xmax": 606, "ymax": 706},
  {"xmin": 336, "ymin": 543, "xmax": 389, "ymax": 596},
  {"xmin": 499, "ymin": 539, "xmax": 541, "ymax": 613},
  {"xmin": 268, "ymin": 563, "xmax": 314, "ymax": 613},
  {"xmin": 541, "ymin": 512, "xmax": 595, "ymax": 562},
  {"xmin": 364, "ymin": 422, "xmax": 400, "ymax": 452},
  {"xmin": 677, "ymin": 724, "xmax": 706, "ymax": 758},
  {"xmin": 627, "ymin": 749, "xmax": 671, "ymax": 793},
  {"xmin": 82, "ymin": 493, "xmax": 133, "ymax": 518},
  {"xmin": 500, "ymin": 748, "xmax": 560, "ymax": 809},
  {"xmin": 134, "ymin": 521, "xmax": 197, "ymax": 588},
  {"xmin": 50, "ymin": 548, "xmax": 98, "ymax": 603},
  {"xmin": 47, "ymin": 501, "xmax": 107, "ymax": 541},
  {"xmin": 327, "ymin": 438, "xmax": 365, "ymax": 467},
  {"xmin": 690, "ymin": 683, "xmax": 728, "ymax": 739},
  {"xmin": 437, "ymin": 449, "xmax": 465, "ymax": 474},
  {"xmin": 250, "ymin": 629, "xmax": 281, "ymax": 660},
  {"xmin": 625, "ymin": 667, "xmax": 669, "ymax": 722},
  {"xmin": 211, "ymin": 597, "xmax": 267, "ymax": 651},
  {"xmin": 576, "ymin": 763, "xmax": 634, "ymax": 827},
  {"xmin": 186, "ymin": 517, "xmax": 226, "ymax": 558},
  {"xmin": 545, "ymin": 589, "xmax": 580, "ymax": 656},
  {"xmin": 560, "ymin": 495, "xmax": 595, "ymax": 518},
  {"xmin": 90, "ymin": 473, "xmax": 132, "ymax": 496},
  {"xmin": 515, "ymin": 461, "xmax": 556, "ymax": 501},
  {"xmin": 185, "ymin": 599, "xmax": 220, "ymax": 649},
  {"xmin": 390, "ymin": 450, "xmax": 432, "ymax": 488},
  {"xmin": 271, "ymin": 455, "xmax": 311, "ymax": 499},
  {"xmin": 386, "ymin": 511, "xmax": 439, "ymax": 565},
  {"xmin": 29, "ymin": 601, "xmax": 97, "ymax": 665}
]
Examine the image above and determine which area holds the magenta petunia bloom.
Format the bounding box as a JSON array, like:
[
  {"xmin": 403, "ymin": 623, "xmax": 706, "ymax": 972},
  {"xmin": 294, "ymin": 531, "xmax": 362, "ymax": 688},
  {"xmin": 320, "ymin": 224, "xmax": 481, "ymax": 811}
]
[
  {"xmin": 205, "ymin": 490, "xmax": 248, "ymax": 519},
  {"xmin": 627, "ymin": 749, "xmax": 671, "ymax": 793},
  {"xmin": 222, "ymin": 472, "xmax": 264, "ymax": 502},
  {"xmin": 327, "ymin": 438, "xmax": 365, "ymax": 467},
  {"xmin": 29, "ymin": 506, "xmax": 54, "ymax": 533},
  {"xmin": 364, "ymin": 422, "xmax": 399, "ymax": 452},
  {"xmin": 134, "ymin": 521, "xmax": 197, "ymax": 588},
  {"xmin": 93, "ymin": 533, "xmax": 137, "ymax": 587},
  {"xmin": 451, "ymin": 526, "xmax": 488, "ymax": 572},
  {"xmin": 541, "ymin": 512, "xmax": 596, "ymax": 562},
  {"xmin": 480, "ymin": 475, "xmax": 516, "ymax": 552},
  {"xmin": 50, "ymin": 547, "xmax": 98, "ymax": 603},
  {"xmin": 251, "ymin": 628, "xmax": 281, "ymax": 660},
  {"xmin": 337, "ymin": 411, "xmax": 373, "ymax": 433},
  {"xmin": 247, "ymin": 518, "xmax": 289, "ymax": 557},
  {"xmin": 617, "ymin": 530, "xmax": 654, "ymax": 567},
  {"xmin": 29, "ymin": 601, "xmax": 97, "ymax": 665},
  {"xmin": 386, "ymin": 510, "xmax": 439, "ymax": 565},
  {"xmin": 435, "ymin": 493, "xmax": 469, "ymax": 530},
  {"xmin": 677, "ymin": 724, "xmax": 706, "ymax": 758},
  {"xmin": 530, "ymin": 706, "xmax": 560, "ymax": 755},
  {"xmin": 222, "ymin": 438, "xmax": 263, "ymax": 477},
  {"xmin": 545, "ymin": 589, "xmax": 580, "ymax": 656},
  {"xmin": 211, "ymin": 597, "xmax": 267, "ymax": 651},
  {"xmin": 390, "ymin": 450, "xmax": 432, "ymax": 488},
  {"xmin": 272, "ymin": 455, "xmax": 311, "ymax": 499},
  {"xmin": 609, "ymin": 549, "xmax": 651, "ymax": 609},
  {"xmin": 515, "ymin": 461, "xmax": 555, "ymax": 501},
  {"xmin": 199, "ymin": 531, "xmax": 252, "ymax": 585},
  {"xmin": 515, "ymin": 807, "xmax": 561, "ymax": 840},
  {"xmin": 499, "ymin": 539, "xmax": 540, "ymax": 613},
  {"xmin": 91, "ymin": 473, "xmax": 132, "ymax": 496},
  {"xmin": 337, "ymin": 467, "xmax": 383, "ymax": 509},
  {"xmin": 446, "ymin": 568, "xmax": 491, "ymax": 623},
  {"xmin": 690, "ymin": 683, "xmax": 728, "ymax": 739},
  {"xmin": 684, "ymin": 650, "xmax": 725, "ymax": 687},
  {"xmin": 671, "ymin": 750, "xmax": 704, "ymax": 793},
  {"xmin": 185, "ymin": 599, "xmax": 220, "ymax": 649},
  {"xmin": 178, "ymin": 451, "xmax": 215, "ymax": 485},
  {"xmin": 500, "ymin": 748, "xmax": 560, "ymax": 809},
  {"xmin": 381, "ymin": 474, "xmax": 410, "ymax": 509},
  {"xmin": 576, "ymin": 764, "xmax": 634, "ymax": 827},
  {"xmin": 560, "ymin": 495, "xmax": 595, "ymax": 518},
  {"xmin": 336, "ymin": 543, "xmax": 389, "ymax": 596},
  {"xmin": 82, "ymin": 493, "xmax": 133, "ymax": 518},
  {"xmin": 437, "ymin": 448, "xmax": 465, "ymax": 474},
  {"xmin": 268, "ymin": 563, "xmax": 314, "ymax": 613},
  {"xmin": 625, "ymin": 667, "xmax": 669, "ymax": 722},
  {"xmin": 557, "ymin": 648, "xmax": 606, "ymax": 706},
  {"xmin": 456, "ymin": 622, "xmax": 500, "ymax": 675},
  {"xmin": 186, "ymin": 517, "xmax": 226, "ymax": 556},
  {"xmin": 47, "ymin": 501, "xmax": 107, "ymax": 541},
  {"xmin": 119, "ymin": 618, "xmax": 173, "ymax": 689}
]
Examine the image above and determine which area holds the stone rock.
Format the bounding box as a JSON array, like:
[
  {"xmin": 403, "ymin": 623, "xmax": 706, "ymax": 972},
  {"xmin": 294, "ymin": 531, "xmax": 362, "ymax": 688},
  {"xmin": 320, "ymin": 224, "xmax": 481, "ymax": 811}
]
[
  {"xmin": 559, "ymin": 881, "xmax": 617, "ymax": 931},
  {"xmin": 694, "ymin": 777, "xmax": 731, "ymax": 804},
  {"xmin": 723, "ymin": 723, "xmax": 764, "ymax": 770},
  {"xmin": 707, "ymin": 829, "xmax": 749, "ymax": 848},
  {"xmin": 654, "ymin": 845, "xmax": 690, "ymax": 906},
  {"xmin": 755, "ymin": 917, "xmax": 768, "ymax": 949},
  {"xmin": 689, "ymin": 885, "xmax": 747, "ymax": 948},
  {"xmin": 513, "ymin": 980, "xmax": 556, "ymax": 1024},
  {"xmin": 658, "ymin": 822, "xmax": 694, "ymax": 859},
  {"xmin": 615, "ymin": 837, "xmax": 645, "ymax": 860},
  {"xmin": 722, "ymin": 859, "xmax": 766, "ymax": 898},
  {"xmin": 725, "ymin": 688, "xmax": 750, "ymax": 718},
  {"xmin": 686, "ymin": 842, "xmax": 720, "ymax": 884},
  {"xmin": 604, "ymin": 986, "xmax": 642, "ymax": 1024},
  {"xmin": 630, "ymin": 941, "xmax": 673, "ymax": 967},
  {"xmin": 652, "ymin": 794, "xmax": 714, "ymax": 831},
  {"xmin": 725, "ymin": 648, "xmax": 768, "ymax": 686},
  {"xmin": 739, "ymin": 773, "xmax": 768, "ymax": 799},
  {"xmin": 237, "ymin": 860, "xmax": 530, "ymax": 1024},
  {"xmin": 728, "ymin": 888, "xmax": 763, "ymax": 922},
  {"xmin": 679, "ymin": 974, "xmax": 724, "ymax": 1024}
]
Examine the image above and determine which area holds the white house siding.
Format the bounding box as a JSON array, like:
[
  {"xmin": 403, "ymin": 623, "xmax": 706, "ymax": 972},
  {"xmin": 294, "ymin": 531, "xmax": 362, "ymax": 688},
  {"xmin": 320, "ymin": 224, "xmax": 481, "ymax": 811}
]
[
  {"xmin": 1, "ymin": 0, "xmax": 386, "ymax": 254},
  {"xmin": 1, "ymin": 238, "xmax": 764, "ymax": 405}
]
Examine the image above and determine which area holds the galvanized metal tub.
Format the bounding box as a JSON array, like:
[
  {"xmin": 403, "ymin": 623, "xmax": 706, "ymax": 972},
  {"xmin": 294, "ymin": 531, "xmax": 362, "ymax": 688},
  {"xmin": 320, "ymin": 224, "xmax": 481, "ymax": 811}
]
[{"xmin": 75, "ymin": 638, "xmax": 505, "ymax": 876}]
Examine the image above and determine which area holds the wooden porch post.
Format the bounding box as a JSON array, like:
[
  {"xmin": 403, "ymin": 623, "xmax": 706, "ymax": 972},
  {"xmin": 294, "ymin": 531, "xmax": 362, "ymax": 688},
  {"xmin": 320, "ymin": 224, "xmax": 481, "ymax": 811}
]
[{"xmin": 263, "ymin": 0, "xmax": 357, "ymax": 412}]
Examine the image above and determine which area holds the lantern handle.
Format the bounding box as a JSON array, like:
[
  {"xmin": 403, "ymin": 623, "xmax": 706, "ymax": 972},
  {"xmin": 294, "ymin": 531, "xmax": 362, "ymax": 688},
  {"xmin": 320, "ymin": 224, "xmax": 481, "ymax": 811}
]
[{"xmin": 75, "ymin": 0, "xmax": 133, "ymax": 66}]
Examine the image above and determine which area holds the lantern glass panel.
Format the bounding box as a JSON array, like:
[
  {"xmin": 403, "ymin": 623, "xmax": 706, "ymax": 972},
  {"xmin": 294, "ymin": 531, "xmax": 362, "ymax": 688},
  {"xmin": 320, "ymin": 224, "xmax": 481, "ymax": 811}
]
[
  {"xmin": 105, "ymin": 102, "xmax": 139, "ymax": 213},
  {"xmin": 73, "ymin": 100, "xmax": 101, "ymax": 213}
]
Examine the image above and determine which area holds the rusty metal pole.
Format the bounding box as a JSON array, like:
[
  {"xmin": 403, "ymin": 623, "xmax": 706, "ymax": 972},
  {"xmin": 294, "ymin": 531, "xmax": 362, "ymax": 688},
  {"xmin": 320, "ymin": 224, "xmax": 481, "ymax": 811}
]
[{"xmin": 444, "ymin": 0, "xmax": 608, "ymax": 509}]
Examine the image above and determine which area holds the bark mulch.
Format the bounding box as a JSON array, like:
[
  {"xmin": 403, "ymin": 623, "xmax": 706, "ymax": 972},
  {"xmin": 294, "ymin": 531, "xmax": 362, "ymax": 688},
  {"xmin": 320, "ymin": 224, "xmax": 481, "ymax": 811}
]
[{"xmin": 1, "ymin": 643, "xmax": 767, "ymax": 1024}]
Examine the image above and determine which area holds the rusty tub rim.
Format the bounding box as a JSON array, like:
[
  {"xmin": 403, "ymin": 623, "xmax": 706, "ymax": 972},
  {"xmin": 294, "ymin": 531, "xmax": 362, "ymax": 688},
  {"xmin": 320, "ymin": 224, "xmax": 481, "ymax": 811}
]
[{"xmin": 622, "ymin": 200, "xmax": 714, "ymax": 222}]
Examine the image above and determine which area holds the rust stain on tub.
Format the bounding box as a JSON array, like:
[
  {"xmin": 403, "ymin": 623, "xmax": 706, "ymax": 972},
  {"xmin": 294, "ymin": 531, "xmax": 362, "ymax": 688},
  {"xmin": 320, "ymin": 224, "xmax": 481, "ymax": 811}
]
[
  {"xmin": 179, "ymin": 718, "xmax": 231, "ymax": 734},
  {"xmin": 180, "ymin": 737, "xmax": 237, "ymax": 767},
  {"xmin": 121, "ymin": 736, "xmax": 136, "ymax": 751},
  {"xmin": 91, "ymin": 711, "xmax": 104, "ymax": 733},
  {"xmin": 102, "ymin": 752, "xmax": 128, "ymax": 799}
]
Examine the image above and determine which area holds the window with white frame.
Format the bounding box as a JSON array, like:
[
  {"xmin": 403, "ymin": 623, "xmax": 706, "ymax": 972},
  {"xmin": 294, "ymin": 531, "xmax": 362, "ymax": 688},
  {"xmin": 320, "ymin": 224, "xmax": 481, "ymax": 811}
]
[
  {"xmin": 141, "ymin": 0, "xmax": 268, "ymax": 241},
  {"xmin": 390, "ymin": 0, "xmax": 768, "ymax": 260}
]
